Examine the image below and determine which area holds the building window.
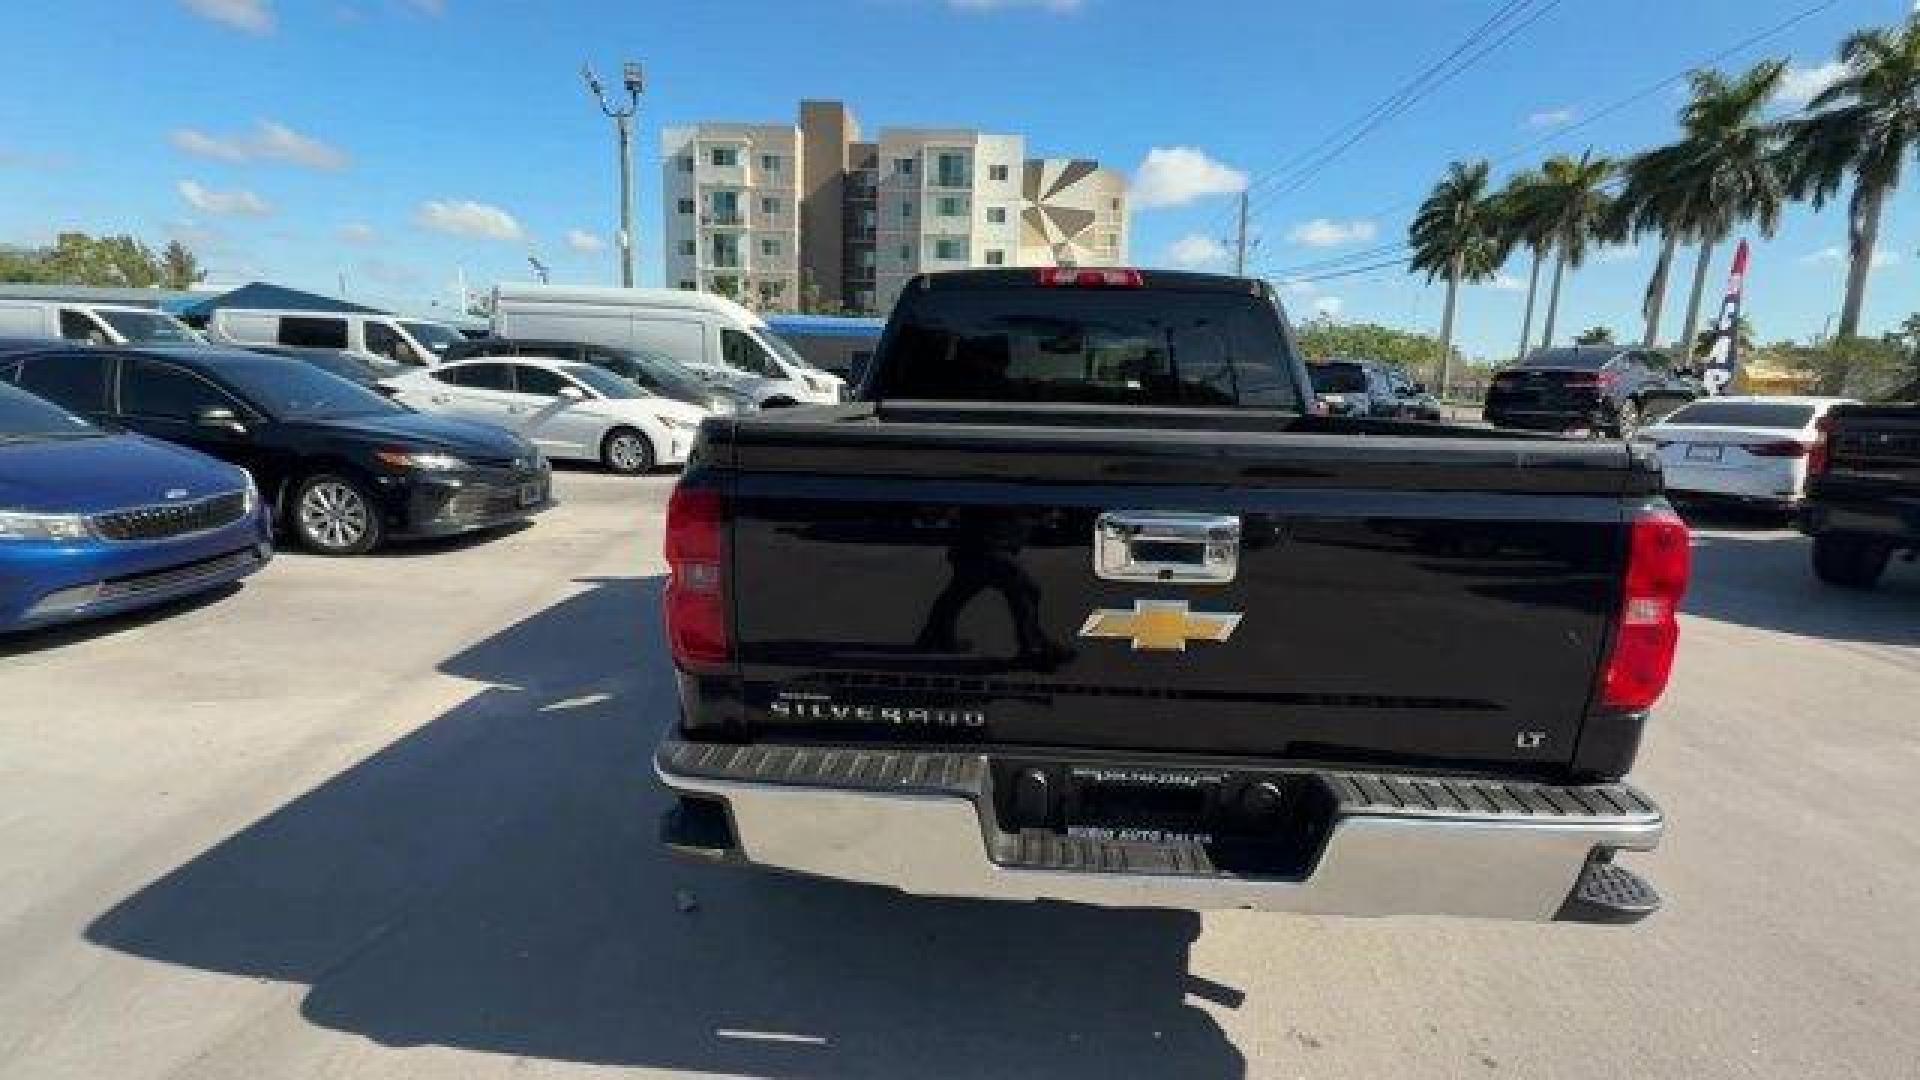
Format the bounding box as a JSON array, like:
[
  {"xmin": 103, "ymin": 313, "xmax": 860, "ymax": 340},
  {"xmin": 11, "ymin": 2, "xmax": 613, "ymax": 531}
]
[
  {"xmin": 901, "ymin": 200, "xmax": 913, "ymax": 219},
  {"xmin": 759, "ymin": 153, "xmax": 780, "ymax": 172},
  {"xmin": 709, "ymin": 190, "xmax": 740, "ymax": 225},
  {"xmin": 680, "ymin": 240, "xmax": 696, "ymax": 257},
  {"xmin": 711, "ymin": 234, "xmax": 740, "ymax": 268},
  {"xmin": 986, "ymin": 206, "xmax": 1007, "ymax": 224},
  {"xmin": 758, "ymin": 280, "xmax": 786, "ymax": 307},
  {"xmin": 934, "ymin": 195, "xmax": 965, "ymax": 217},
  {"xmin": 677, "ymin": 155, "xmax": 694, "ymax": 173},
  {"xmin": 898, "ymin": 244, "xmax": 911, "ymax": 261},
  {"xmin": 989, "ymin": 164, "xmax": 1009, "ymax": 182},
  {"xmin": 859, "ymin": 208, "xmax": 876, "ymax": 230},
  {"xmin": 678, "ymin": 280, "xmax": 696, "ymax": 290},
  {"xmin": 894, "ymin": 157, "xmax": 916, "ymax": 176},
  {"xmin": 677, "ymin": 199, "xmax": 695, "ymax": 214},
  {"xmin": 760, "ymin": 196, "xmax": 780, "ymax": 216},
  {"xmin": 934, "ymin": 238, "xmax": 965, "ymax": 260},
  {"xmin": 711, "ymin": 275, "xmax": 740, "ymax": 299},
  {"xmin": 858, "ymin": 249, "xmax": 876, "ymax": 269},
  {"xmin": 1102, "ymin": 232, "xmax": 1119, "ymax": 251},
  {"xmin": 1110, "ymin": 197, "xmax": 1121, "ymax": 212},
  {"xmin": 854, "ymin": 288, "xmax": 875, "ymax": 312},
  {"xmin": 985, "ymin": 249, "xmax": 1005, "ymax": 266},
  {"xmin": 710, "ymin": 146, "xmax": 738, "ymax": 168},
  {"xmin": 760, "ymin": 237, "xmax": 780, "ymax": 258},
  {"xmin": 935, "ymin": 152, "xmax": 967, "ymax": 188}
]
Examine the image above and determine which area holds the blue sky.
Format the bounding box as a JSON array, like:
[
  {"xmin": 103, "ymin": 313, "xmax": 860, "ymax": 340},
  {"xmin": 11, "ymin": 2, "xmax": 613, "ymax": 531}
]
[{"xmin": 1, "ymin": 0, "xmax": 1914, "ymax": 360}]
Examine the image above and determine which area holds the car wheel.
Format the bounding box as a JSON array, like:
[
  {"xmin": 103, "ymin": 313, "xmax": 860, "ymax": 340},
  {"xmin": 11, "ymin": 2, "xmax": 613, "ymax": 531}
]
[
  {"xmin": 1612, "ymin": 399, "xmax": 1642, "ymax": 440},
  {"xmin": 1811, "ymin": 534, "xmax": 1891, "ymax": 590},
  {"xmin": 293, "ymin": 473, "xmax": 383, "ymax": 556},
  {"xmin": 601, "ymin": 426, "xmax": 655, "ymax": 475}
]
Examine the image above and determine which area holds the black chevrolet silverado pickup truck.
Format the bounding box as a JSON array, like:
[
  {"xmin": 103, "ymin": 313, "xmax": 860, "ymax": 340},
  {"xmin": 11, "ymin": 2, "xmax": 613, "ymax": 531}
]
[
  {"xmin": 1801, "ymin": 400, "xmax": 1920, "ymax": 589},
  {"xmin": 655, "ymin": 268, "xmax": 1688, "ymax": 923}
]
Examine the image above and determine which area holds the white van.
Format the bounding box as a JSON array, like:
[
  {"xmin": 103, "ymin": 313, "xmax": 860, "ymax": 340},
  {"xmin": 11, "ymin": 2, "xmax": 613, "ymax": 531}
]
[
  {"xmin": 489, "ymin": 284, "xmax": 844, "ymax": 407},
  {"xmin": 203, "ymin": 309, "xmax": 465, "ymax": 367},
  {"xmin": 0, "ymin": 300, "xmax": 203, "ymax": 346}
]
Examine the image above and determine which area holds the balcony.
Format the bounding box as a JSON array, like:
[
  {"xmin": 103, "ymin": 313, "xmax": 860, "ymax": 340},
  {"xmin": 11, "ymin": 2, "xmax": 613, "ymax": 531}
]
[{"xmin": 701, "ymin": 212, "xmax": 746, "ymax": 229}]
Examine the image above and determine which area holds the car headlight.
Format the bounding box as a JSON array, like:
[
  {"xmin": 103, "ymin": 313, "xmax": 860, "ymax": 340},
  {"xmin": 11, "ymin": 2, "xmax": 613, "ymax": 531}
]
[
  {"xmin": 706, "ymin": 393, "xmax": 738, "ymax": 415},
  {"xmin": 0, "ymin": 511, "xmax": 95, "ymax": 541},
  {"xmin": 659, "ymin": 415, "xmax": 697, "ymax": 432},
  {"xmin": 375, "ymin": 450, "xmax": 467, "ymax": 471}
]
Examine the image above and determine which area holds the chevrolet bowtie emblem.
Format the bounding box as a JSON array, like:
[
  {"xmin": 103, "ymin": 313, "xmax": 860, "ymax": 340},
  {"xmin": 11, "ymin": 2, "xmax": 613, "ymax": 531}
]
[{"xmin": 1078, "ymin": 600, "xmax": 1243, "ymax": 651}]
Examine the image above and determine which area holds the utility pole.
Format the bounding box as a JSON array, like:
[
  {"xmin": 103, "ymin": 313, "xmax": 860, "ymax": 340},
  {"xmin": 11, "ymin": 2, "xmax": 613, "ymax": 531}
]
[
  {"xmin": 1234, "ymin": 190, "xmax": 1249, "ymax": 276},
  {"xmin": 583, "ymin": 60, "xmax": 644, "ymax": 288}
]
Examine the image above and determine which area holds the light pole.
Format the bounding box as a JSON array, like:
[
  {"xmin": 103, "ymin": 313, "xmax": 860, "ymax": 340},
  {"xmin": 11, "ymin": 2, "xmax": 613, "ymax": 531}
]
[{"xmin": 582, "ymin": 60, "xmax": 643, "ymax": 288}]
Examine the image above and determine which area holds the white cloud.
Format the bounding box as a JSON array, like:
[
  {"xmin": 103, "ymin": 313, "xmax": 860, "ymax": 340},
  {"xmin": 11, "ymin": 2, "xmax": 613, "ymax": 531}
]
[
  {"xmin": 1164, "ymin": 233, "xmax": 1229, "ymax": 269},
  {"xmin": 1287, "ymin": 218, "xmax": 1378, "ymax": 248},
  {"xmin": 1130, "ymin": 146, "xmax": 1247, "ymax": 209},
  {"xmin": 1526, "ymin": 108, "xmax": 1575, "ymax": 130},
  {"xmin": 1485, "ymin": 272, "xmax": 1526, "ymax": 291},
  {"xmin": 169, "ymin": 121, "xmax": 347, "ymax": 170},
  {"xmin": 1312, "ymin": 295, "xmax": 1344, "ymax": 318},
  {"xmin": 1774, "ymin": 61, "xmax": 1848, "ymax": 108},
  {"xmin": 180, "ymin": 0, "xmax": 273, "ymax": 34},
  {"xmin": 337, "ymin": 222, "xmax": 378, "ymax": 244},
  {"xmin": 1597, "ymin": 244, "xmax": 1642, "ymax": 264},
  {"xmin": 415, "ymin": 199, "xmax": 523, "ymax": 240},
  {"xmin": 177, "ymin": 180, "xmax": 272, "ymax": 217},
  {"xmin": 1801, "ymin": 245, "xmax": 1899, "ymax": 268},
  {"xmin": 947, "ymin": 0, "xmax": 1083, "ymax": 10},
  {"xmin": 565, "ymin": 228, "xmax": 606, "ymax": 254}
]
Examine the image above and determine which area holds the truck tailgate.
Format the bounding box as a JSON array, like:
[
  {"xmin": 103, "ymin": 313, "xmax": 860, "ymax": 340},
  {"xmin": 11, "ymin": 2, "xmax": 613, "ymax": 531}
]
[{"xmin": 716, "ymin": 409, "xmax": 1650, "ymax": 775}]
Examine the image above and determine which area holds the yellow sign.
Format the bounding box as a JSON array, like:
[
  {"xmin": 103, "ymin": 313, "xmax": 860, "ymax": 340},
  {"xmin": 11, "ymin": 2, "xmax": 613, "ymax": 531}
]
[{"xmin": 1078, "ymin": 600, "xmax": 1243, "ymax": 652}]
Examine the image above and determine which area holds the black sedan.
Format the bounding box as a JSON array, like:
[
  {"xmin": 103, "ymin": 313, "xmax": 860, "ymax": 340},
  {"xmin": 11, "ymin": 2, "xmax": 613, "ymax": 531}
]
[
  {"xmin": 0, "ymin": 345, "xmax": 552, "ymax": 556},
  {"xmin": 1484, "ymin": 346, "xmax": 1699, "ymax": 438}
]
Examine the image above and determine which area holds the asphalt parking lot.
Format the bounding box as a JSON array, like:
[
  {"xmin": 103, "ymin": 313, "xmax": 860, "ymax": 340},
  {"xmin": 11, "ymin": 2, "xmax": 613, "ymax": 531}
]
[{"xmin": 2, "ymin": 470, "xmax": 1916, "ymax": 1080}]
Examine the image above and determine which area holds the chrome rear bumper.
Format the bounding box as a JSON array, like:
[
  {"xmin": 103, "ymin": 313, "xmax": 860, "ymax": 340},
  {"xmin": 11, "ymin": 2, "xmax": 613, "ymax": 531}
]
[{"xmin": 655, "ymin": 740, "xmax": 1664, "ymax": 922}]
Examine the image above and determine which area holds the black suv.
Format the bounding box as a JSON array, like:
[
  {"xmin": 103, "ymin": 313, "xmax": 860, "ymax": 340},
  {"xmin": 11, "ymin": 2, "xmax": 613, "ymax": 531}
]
[{"xmin": 1484, "ymin": 346, "xmax": 1698, "ymax": 438}]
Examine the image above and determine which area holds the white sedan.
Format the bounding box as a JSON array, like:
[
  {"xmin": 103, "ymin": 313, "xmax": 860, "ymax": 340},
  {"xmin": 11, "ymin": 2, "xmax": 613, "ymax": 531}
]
[
  {"xmin": 1638, "ymin": 396, "xmax": 1855, "ymax": 507},
  {"xmin": 384, "ymin": 356, "xmax": 710, "ymax": 473}
]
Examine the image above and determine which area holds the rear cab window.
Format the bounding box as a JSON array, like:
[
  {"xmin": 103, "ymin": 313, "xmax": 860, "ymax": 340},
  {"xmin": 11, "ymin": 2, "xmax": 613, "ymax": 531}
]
[
  {"xmin": 871, "ymin": 281, "xmax": 1300, "ymax": 409},
  {"xmin": 280, "ymin": 317, "xmax": 349, "ymax": 350}
]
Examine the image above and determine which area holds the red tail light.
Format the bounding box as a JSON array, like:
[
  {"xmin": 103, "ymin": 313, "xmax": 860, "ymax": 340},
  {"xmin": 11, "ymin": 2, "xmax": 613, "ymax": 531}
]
[
  {"xmin": 1037, "ymin": 267, "xmax": 1143, "ymax": 288},
  {"xmin": 1741, "ymin": 440, "xmax": 1809, "ymax": 458},
  {"xmin": 1596, "ymin": 369, "xmax": 1621, "ymax": 391},
  {"xmin": 1598, "ymin": 508, "xmax": 1691, "ymax": 712},
  {"xmin": 1808, "ymin": 416, "xmax": 1835, "ymax": 475},
  {"xmin": 664, "ymin": 485, "xmax": 729, "ymax": 670}
]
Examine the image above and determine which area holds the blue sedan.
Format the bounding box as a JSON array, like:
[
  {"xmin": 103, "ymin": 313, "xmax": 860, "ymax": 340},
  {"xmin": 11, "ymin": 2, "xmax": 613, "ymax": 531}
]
[{"xmin": 0, "ymin": 381, "xmax": 271, "ymax": 634}]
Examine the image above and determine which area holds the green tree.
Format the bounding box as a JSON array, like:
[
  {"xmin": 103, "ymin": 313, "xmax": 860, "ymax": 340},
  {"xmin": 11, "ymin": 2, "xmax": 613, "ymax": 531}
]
[
  {"xmin": 1528, "ymin": 151, "xmax": 1615, "ymax": 350},
  {"xmin": 1495, "ymin": 168, "xmax": 1557, "ymax": 361},
  {"xmin": 1665, "ymin": 61, "xmax": 1790, "ymax": 355},
  {"xmin": 1610, "ymin": 141, "xmax": 1696, "ymax": 347},
  {"xmin": 1408, "ymin": 159, "xmax": 1507, "ymax": 396},
  {"xmin": 1575, "ymin": 325, "xmax": 1616, "ymax": 345},
  {"xmin": 1294, "ymin": 318, "xmax": 1450, "ymax": 382},
  {"xmin": 159, "ymin": 240, "xmax": 205, "ymax": 289},
  {"xmin": 1782, "ymin": 15, "xmax": 1920, "ymax": 340}
]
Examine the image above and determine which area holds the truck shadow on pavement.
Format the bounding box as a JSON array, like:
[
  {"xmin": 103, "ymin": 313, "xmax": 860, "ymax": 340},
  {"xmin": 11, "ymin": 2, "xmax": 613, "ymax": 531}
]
[
  {"xmin": 1683, "ymin": 529, "xmax": 1918, "ymax": 648},
  {"xmin": 86, "ymin": 575, "xmax": 1246, "ymax": 1079}
]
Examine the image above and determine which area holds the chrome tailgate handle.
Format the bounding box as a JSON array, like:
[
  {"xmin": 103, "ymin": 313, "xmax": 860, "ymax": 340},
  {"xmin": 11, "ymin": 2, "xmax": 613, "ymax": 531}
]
[{"xmin": 1094, "ymin": 512, "xmax": 1241, "ymax": 583}]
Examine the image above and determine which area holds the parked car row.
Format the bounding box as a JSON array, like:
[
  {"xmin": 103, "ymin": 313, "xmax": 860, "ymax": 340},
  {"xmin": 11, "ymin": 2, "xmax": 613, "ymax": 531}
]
[{"xmin": 1305, "ymin": 359, "xmax": 1443, "ymax": 420}]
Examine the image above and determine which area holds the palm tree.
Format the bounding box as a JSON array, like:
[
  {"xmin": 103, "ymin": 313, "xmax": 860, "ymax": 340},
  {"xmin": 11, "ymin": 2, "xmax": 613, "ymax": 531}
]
[
  {"xmin": 1667, "ymin": 61, "xmax": 1790, "ymax": 357},
  {"xmin": 1409, "ymin": 159, "xmax": 1507, "ymax": 395},
  {"xmin": 1529, "ymin": 151, "xmax": 1615, "ymax": 349},
  {"xmin": 1783, "ymin": 15, "xmax": 1920, "ymax": 341},
  {"xmin": 1610, "ymin": 142, "xmax": 1695, "ymax": 347},
  {"xmin": 1496, "ymin": 169, "xmax": 1557, "ymax": 361}
]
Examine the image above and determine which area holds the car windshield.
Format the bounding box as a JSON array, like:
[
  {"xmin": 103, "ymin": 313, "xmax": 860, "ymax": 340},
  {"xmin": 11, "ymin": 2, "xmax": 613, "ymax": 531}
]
[
  {"xmin": 0, "ymin": 381, "xmax": 100, "ymax": 441},
  {"xmin": 562, "ymin": 364, "xmax": 645, "ymax": 400},
  {"xmin": 1309, "ymin": 363, "xmax": 1369, "ymax": 394},
  {"xmin": 1516, "ymin": 348, "xmax": 1611, "ymax": 371},
  {"xmin": 1661, "ymin": 401, "xmax": 1817, "ymax": 429},
  {"xmin": 399, "ymin": 321, "xmax": 463, "ymax": 357},
  {"xmin": 216, "ymin": 356, "xmax": 402, "ymax": 419},
  {"xmin": 610, "ymin": 348, "xmax": 709, "ymax": 403},
  {"xmin": 96, "ymin": 309, "xmax": 201, "ymax": 344},
  {"xmin": 756, "ymin": 328, "xmax": 815, "ymax": 370}
]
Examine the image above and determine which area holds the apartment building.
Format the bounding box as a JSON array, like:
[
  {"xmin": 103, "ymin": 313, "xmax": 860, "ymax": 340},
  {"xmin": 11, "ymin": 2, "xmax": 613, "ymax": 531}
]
[{"xmin": 663, "ymin": 101, "xmax": 1129, "ymax": 316}]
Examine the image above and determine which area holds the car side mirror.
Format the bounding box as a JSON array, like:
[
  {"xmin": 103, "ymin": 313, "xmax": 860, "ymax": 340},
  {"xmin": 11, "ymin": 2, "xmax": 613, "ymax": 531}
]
[
  {"xmin": 195, "ymin": 406, "xmax": 246, "ymax": 433},
  {"xmin": 558, "ymin": 384, "xmax": 586, "ymax": 401}
]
